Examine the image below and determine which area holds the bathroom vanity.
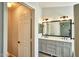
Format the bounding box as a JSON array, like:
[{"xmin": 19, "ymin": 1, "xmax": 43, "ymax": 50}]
[
  {"xmin": 39, "ymin": 37, "xmax": 74, "ymax": 57},
  {"xmin": 38, "ymin": 19, "xmax": 74, "ymax": 57}
]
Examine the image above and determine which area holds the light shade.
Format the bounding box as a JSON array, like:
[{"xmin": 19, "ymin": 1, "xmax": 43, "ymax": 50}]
[{"xmin": 7, "ymin": 3, "xmax": 13, "ymax": 8}]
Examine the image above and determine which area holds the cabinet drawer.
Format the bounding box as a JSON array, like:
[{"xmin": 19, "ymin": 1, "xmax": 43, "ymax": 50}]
[
  {"xmin": 47, "ymin": 46, "xmax": 56, "ymax": 50},
  {"xmin": 64, "ymin": 42, "xmax": 72, "ymax": 47},
  {"xmin": 56, "ymin": 41, "xmax": 64, "ymax": 45},
  {"xmin": 41, "ymin": 39, "xmax": 47, "ymax": 43},
  {"xmin": 47, "ymin": 40, "xmax": 56, "ymax": 44}
]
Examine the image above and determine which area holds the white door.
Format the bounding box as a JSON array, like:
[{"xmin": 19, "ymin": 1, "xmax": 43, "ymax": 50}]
[{"xmin": 17, "ymin": 5, "xmax": 32, "ymax": 57}]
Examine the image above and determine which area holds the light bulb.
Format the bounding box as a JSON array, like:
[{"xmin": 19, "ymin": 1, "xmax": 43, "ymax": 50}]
[{"xmin": 7, "ymin": 3, "xmax": 13, "ymax": 8}]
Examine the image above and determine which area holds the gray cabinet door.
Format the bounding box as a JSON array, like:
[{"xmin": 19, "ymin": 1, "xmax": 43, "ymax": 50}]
[
  {"xmin": 56, "ymin": 41, "xmax": 62, "ymax": 57},
  {"xmin": 56, "ymin": 46, "xmax": 62, "ymax": 57},
  {"xmin": 57, "ymin": 41, "xmax": 65, "ymax": 57},
  {"xmin": 47, "ymin": 40, "xmax": 56, "ymax": 55},
  {"xmin": 63, "ymin": 46, "xmax": 71, "ymax": 57},
  {"xmin": 56, "ymin": 41, "xmax": 72, "ymax": 57},
  {"xmin": 63, "ymin": 42, "xmax": 72, "ymax": 57},
  {"xmin": 41, "ymin": 39, "xmax": 47, "ymax": 53},
  {"xmin": 38, "ymin": 39, "xmax": 42, "ymax": 51}
]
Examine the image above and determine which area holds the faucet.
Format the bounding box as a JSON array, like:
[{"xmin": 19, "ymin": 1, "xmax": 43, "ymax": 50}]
[{"xmin": 64, "ymin": 37, "xmax": 68, "ymax": 40}]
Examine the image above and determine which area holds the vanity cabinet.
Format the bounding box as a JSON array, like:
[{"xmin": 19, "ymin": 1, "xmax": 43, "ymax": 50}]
[{"xmin": 39, "ymin": 39, "xmax": 72, "ymax": 57}]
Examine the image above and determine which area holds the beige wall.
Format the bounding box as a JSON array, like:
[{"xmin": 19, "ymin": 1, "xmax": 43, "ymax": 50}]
[{"xmin": 8, "ymin": 8, "xmax": 18, "ymax": 56}]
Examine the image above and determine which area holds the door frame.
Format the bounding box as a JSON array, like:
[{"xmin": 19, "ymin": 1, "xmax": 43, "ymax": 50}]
[{"xmin": 3, "ymin": 2, "xmax": 35, "ymax": 57}]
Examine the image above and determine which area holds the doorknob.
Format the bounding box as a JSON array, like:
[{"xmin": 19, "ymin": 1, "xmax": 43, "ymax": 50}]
[{"xmin": 18, "ymin": 41, "xmax": 20, "ymax": 44}]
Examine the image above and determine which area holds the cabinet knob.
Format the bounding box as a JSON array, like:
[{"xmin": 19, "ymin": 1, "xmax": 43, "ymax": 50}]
[{"xmin": 18, "ymin": 41, "xmax": 20, "ymax": 43}]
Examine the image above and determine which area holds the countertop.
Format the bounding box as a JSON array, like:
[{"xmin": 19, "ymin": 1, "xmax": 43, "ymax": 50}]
[{"xmin": 39, "ymin": 37, "xmax": 74, "ymax": 43}]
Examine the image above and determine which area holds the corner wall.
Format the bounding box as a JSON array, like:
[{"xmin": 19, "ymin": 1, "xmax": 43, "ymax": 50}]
[{"xmin": 24, "ymin": 2, "xmax": 42, "ymax": 57}]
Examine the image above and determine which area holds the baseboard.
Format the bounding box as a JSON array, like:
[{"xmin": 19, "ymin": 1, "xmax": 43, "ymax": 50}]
[
  {"xmin": 39, "ymin": 51, "xmax": 57, "ymax": 57},
  {"xmin": 8, "ymin": 52, "xmax": 16, "ymax": 57}
]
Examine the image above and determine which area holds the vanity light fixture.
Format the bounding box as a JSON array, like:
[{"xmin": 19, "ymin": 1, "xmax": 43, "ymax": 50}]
[
  {"xmin": 7, "ymin": 2, "xmax": 13, "ymax": 8},
  {"xmin": 7, "ymin": 2, "xmax": 19, "ymax": 8},
  {"xmin": 45, "ymin": 18, "xmax": 48, "ymax": 21}
]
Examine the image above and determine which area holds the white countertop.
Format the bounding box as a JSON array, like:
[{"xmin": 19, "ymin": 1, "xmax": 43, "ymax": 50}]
[{"xmin": 39, "ymin": 37, "xmax": 74, "ymax": 43}]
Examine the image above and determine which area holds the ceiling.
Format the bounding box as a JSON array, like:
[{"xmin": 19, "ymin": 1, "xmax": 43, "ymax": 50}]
[{"xmin": 39, "ymin": 2, "xmax": 79, "ymax": 8}]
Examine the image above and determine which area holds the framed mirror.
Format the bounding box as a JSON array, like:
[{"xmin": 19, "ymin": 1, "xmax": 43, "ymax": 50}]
[{"xmin": 42, "ymin": 19, "xmax": 72, "ymax": 37}]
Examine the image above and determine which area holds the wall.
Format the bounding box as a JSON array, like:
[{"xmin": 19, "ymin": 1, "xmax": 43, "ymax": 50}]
[
  {"xmin": 3, "ymin": 3, "xmax": 8, "ymax": 57},
  {"xmin": 42, "ymin": 6, "xmax": 73, "ymax": 20},
  {"xmin": 42, "ymin": 6, "xmax": 74, "ymax": 38},
  {"xmin": 24, "ymin": 2, "xmax": 42, "ymax": 57},
  {"xmin": 74, "ymin": 4, "xmax": 79, "ymax": 57}
]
